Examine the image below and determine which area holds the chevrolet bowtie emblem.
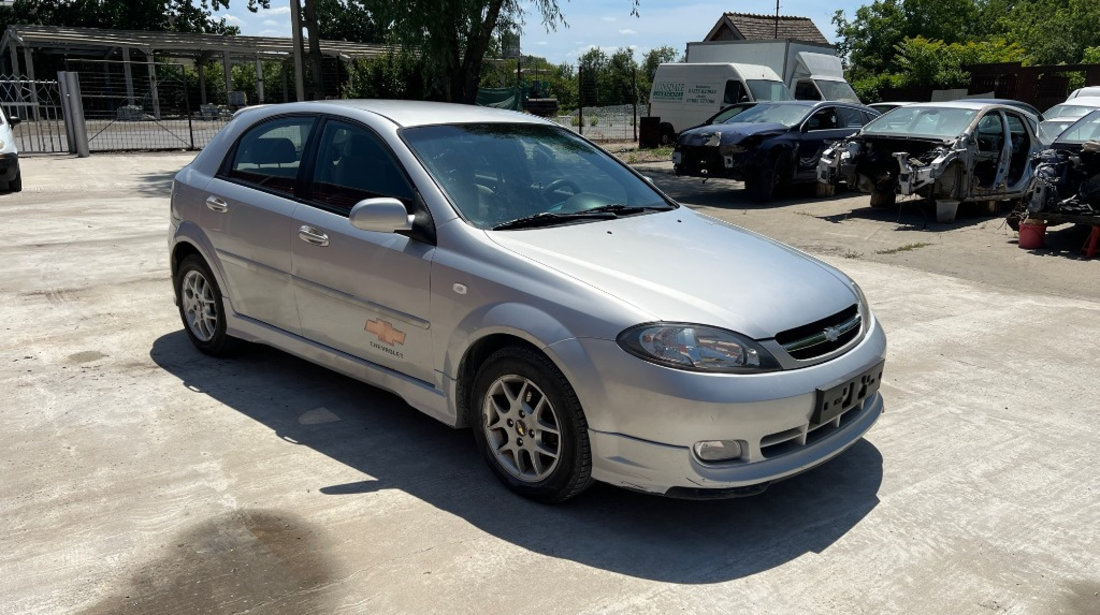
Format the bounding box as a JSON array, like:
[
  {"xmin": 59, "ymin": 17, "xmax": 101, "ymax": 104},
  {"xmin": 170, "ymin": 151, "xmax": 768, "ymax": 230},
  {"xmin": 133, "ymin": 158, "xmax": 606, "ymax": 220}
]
[
  {"xmin": 365, "ymin": 319, "xmax": 407, "ymax": 346},
  {"xmin": 824, "ymin": 325, "xmax": 840, "ymax": 342}
]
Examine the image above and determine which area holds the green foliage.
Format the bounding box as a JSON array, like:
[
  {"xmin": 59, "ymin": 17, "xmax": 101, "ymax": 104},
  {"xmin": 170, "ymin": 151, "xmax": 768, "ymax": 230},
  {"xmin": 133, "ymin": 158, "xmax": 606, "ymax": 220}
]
[
  {"xmin": 341, "ymin": 51, "xmax": 429, "ymax": 99},
  {"xmin": 314, "ymin": 0, "xmax": 381, "ymax": 43},
  {"xmin": 577, "ymin": 46, "xmax": 639, "ymax": 107},
  {"xmin": 0, "ymin": 0, "xmax": 271, "ymax": 34},
  {"xmin": 1085, "ymin": 47, "xmax": 1100, "ymax": 64},
  {"xmin": 835, "ymin": 0, "xmax": 1100, "ymax": 85}
]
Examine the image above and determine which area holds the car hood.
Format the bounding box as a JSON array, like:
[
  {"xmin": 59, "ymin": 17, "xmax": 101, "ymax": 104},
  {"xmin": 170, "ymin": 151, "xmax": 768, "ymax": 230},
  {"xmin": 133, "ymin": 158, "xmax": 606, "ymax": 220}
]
[
  {"xmin": 487, "ymin": 209, "xmax": 857, "ymax": 340},
  {"xmin": 678, "ymin": 122, "xmax": 788, "ymax": 147}
]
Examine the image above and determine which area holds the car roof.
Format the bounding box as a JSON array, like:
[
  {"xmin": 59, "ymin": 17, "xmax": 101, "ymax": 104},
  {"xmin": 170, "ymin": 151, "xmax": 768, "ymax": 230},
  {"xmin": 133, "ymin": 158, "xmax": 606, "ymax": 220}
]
[
  {"xmin": 900, "ymin": 100, "xmax": 1027, "ymax": 113},
  {"xmin": 1046, "ymin": 96, "xmax": 1100, "ymax": 113},
  {"xmin": 237, "ymin": 99, "xmax": 551, "ymax": 129}
]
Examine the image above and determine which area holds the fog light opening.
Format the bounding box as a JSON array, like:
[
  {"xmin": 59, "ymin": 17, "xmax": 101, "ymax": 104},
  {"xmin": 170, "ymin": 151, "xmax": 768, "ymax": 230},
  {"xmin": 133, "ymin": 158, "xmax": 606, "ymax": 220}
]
[{"xmin": 693, "ymin": 440, "xmax": 744, "ymax": 462}]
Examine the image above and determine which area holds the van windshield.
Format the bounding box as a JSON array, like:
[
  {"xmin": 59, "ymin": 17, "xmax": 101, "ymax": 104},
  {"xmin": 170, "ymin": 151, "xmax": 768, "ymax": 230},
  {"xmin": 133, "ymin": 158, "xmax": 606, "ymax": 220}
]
[
  {"xmin": 746, "ymin": 80, "xmax": 793, "ymax": 101},
  {"xmin": 815, "ymin": 80, "xmax": 860, "ymax": 102}
]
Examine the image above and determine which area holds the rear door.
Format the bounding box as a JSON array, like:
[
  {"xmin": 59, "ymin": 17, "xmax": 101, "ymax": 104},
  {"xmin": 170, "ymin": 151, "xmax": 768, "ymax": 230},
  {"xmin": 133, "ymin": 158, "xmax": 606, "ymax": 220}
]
[
  {"xmin": 796, "ymin": 105, "xmax": 853, "ymax": 179},
  {"xmin": 203, "ymin": 115, "xmax": 316, "ymax": 332}
]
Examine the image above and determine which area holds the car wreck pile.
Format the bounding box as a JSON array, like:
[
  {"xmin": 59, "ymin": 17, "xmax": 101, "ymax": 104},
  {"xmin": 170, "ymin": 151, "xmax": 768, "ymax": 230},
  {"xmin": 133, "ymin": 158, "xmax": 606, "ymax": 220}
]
[{"xmin": 1024, "ymin": 138, "xmax": 1100, "ymax": 219}]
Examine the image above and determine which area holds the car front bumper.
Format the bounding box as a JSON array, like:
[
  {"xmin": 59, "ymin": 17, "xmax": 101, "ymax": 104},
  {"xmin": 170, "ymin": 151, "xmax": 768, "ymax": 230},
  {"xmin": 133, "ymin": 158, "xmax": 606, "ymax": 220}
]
[
  {"xmin": 673, "ymin": 146, "xmax": 753, "ymax": 180},
  {"xmin": 549, "ymin": 317, "xmax": 887, "ymax": 496}
]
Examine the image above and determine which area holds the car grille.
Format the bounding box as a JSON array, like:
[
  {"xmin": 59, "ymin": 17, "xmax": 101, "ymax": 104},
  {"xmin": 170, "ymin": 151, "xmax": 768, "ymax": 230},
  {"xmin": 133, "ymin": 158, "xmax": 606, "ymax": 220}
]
[
  {"xmin": 775, "ymin": 304, "xmax": 861, "ymax": 361},
  {"xmin": 677, "ymin": 146, "xmax": 724, "ymax": 175}
]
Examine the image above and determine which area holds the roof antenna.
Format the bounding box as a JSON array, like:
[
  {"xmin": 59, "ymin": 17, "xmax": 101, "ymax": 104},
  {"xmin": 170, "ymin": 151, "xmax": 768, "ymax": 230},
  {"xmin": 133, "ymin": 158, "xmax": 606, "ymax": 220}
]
[{"xmin": 774, "ymin": 0, "xmax": 781, "ymax": 38}]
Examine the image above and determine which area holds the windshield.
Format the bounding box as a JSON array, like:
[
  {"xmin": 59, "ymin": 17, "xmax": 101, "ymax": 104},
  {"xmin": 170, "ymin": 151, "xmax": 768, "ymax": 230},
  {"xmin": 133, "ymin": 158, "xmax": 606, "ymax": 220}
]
[
  {"xmin": 718, "ymin": 103, "xmax": 811, "ymax": 127},
  {"xmin": 746, "ymin": 80, "xmax": 793, "ymax": 101},
  {"xmin": 862, "ymin": 106, "xmax": 977, "ymax": 138},
  {"xmin": 402, "ymin": 123, "xmax": 673, "ymax": 230},
  {"xmin": 710, "ymin": 103, "xmax": 755, "ymax": 124},
  {"xmin": 1054, "ymin": 110, "xmax": 1100, "ymax": 144},
  {"xmin": 1043, "ymin": 103, "xmax": 1099, "ymax": 119},
  {"xmin": 815, "ymin": 80, "xmax": 860, "ymax": 103}
]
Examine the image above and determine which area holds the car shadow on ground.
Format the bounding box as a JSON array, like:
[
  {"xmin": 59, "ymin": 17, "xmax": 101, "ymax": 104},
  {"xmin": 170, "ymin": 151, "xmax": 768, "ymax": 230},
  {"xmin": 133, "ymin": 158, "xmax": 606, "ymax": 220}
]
[
  {"xmin": 133, "ymin": 170, "xmax": 178, "ymax": 197},
  {"xmin": 150, "ymin": 331, "xmax": 883, "ymax": 584}
]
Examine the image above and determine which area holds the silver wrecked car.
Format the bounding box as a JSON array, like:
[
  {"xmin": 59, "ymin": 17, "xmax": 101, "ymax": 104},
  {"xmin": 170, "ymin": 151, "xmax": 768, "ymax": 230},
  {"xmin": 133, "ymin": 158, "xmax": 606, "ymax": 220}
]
[
  {"xmin": 169, "ymin": 100, "xmax": 886, "ymax": 502},
  {"xmin": 818, "ymin": 101, "xmax": 1042, "ymax": 222}
]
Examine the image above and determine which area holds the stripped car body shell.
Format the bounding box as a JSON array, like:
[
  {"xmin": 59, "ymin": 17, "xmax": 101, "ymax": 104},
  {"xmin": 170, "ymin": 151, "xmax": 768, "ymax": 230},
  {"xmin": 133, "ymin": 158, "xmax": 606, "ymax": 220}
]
[{"xmin": 819, "ymin": 101, "xmax": 1042, "ymax": 221}]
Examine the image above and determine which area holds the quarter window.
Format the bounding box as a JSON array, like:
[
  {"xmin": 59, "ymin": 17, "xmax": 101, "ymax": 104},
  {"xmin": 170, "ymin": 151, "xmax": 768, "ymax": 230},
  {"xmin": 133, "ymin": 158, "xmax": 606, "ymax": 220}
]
[
  {"xmin": 226, "ymin": 116, "xmax": 315, "ymax": 195},
  {"xmin": 837, "ymin": 107, "xmax": 867, "ymax": 128},
  {"xmin": 309, "ymin": 121, "xmax": 413, "ymax": 215}
]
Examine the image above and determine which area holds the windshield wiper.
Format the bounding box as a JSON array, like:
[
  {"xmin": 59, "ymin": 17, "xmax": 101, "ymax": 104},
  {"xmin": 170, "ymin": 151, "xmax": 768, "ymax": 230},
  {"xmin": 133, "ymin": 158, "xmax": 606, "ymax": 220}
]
[
  {"xmin": 491, "ymin": 203, "xmax": 674, "ymax": 230},
  {"xmin": 582, "ymin": 203, "xmax": 675, "ymax": 215},
  {"xmin": 492, "ymin": 211, "xmax": 618, "ymax": 230}
]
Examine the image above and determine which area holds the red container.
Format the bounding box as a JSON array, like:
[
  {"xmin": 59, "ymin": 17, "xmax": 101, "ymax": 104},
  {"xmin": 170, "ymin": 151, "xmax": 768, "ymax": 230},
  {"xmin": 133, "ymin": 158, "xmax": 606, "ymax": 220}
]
[{"xmin": 1018, "ymin": 220, "xmax": 1047, "ymax": 249}]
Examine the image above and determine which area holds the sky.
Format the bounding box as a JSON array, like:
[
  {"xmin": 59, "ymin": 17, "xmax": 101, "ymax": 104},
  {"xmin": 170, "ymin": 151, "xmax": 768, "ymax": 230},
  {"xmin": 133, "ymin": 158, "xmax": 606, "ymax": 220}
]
[{"xmin": 216, "ymin": 0, "xmax": 866, "ymax": 65}]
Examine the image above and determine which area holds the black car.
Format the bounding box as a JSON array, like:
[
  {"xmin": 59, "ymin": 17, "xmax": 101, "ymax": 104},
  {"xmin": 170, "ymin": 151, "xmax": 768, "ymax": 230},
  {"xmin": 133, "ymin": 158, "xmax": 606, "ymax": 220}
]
[{"xmin": 673, "ymin": 101, "xmax": 879, "ymax": 201}]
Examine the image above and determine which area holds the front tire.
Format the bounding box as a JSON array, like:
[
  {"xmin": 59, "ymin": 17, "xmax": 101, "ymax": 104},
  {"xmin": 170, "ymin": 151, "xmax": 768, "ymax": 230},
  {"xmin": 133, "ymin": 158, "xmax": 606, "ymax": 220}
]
[
  {"xmin": 175, "ymin": 255, "xmax": 237, "ymax": 356},
  {"xmin": 470, "ymin": 346, "xmax": 592, "ymax": 503},
  {"xmin": 747, "ymin": 153, "xmax": 784, "ymax": 202},
  {"xmin": 9, "ymin": 170, "xmax": 21, "ymax": 192}
]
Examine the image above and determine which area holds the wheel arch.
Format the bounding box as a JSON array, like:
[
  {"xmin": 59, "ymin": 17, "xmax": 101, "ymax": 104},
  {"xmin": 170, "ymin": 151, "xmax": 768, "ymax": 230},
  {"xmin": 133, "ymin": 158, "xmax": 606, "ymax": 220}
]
[{"xmin": 454, "ymin": 333, "xmax": 545, "ymax": 429}]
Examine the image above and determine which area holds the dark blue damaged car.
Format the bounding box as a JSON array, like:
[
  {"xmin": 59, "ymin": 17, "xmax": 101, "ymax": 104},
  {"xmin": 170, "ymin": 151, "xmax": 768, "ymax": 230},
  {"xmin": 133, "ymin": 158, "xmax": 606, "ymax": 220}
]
[{"xmin": 672, "ymin": 100, "xmax": 879, "ymax": 202}]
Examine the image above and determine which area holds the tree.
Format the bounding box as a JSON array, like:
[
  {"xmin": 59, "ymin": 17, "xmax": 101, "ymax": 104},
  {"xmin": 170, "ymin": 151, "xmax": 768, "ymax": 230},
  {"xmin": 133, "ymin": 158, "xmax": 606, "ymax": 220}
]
[
  {"xmin": 367, "ymin": 0, "xmax": 639, "ymax": 104},
  {"xmin": 0, "ymin": 0, "xmax": 271, "ymax": 34}
]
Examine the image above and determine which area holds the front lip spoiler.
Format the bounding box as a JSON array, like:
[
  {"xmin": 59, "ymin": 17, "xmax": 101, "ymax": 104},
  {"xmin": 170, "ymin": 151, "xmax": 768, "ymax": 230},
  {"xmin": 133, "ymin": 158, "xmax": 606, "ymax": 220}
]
[{"xmin": 662, "ymin": 483, "xmax": 771, "ymax": 500}]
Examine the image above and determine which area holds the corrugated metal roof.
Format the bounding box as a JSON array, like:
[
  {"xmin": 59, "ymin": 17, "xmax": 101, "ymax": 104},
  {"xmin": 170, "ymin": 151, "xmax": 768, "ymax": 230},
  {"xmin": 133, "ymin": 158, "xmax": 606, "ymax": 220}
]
[
  {"xmin": 705, "ymin": 13, "xmax": 829, "ymax": 45},
  {"xmin": 2, "ymin": 25, "xmax": 392, "ymax": 60}
]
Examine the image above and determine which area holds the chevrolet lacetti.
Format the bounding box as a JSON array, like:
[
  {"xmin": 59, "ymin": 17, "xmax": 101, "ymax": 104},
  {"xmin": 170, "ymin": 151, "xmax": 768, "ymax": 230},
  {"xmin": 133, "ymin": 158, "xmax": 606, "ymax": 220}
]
[{"xmin": 169, "ymin": 100, "xmax": 886, "ymax": 502}]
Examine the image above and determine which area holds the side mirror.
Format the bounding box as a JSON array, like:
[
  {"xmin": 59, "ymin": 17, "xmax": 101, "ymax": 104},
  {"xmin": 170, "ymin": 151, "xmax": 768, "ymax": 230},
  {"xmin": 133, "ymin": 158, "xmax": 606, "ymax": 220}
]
[
  {"xmin": 349, "ymin": 198, "xmax": 413, "ymax": 233},
  {"xmin": 8, "ymin": 116, "xmax": 19, "ymax": 127}
]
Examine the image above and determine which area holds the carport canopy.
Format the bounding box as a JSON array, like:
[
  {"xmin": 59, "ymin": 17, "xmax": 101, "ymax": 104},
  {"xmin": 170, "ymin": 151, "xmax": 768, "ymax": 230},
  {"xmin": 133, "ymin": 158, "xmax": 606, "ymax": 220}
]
[{"xmin": 0, "ymin": 24, "xmax": 393, "ymax": 104}]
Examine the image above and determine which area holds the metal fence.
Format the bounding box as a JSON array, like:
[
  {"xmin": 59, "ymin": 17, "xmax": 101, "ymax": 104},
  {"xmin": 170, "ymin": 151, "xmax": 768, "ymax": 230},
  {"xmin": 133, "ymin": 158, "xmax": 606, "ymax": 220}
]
[
  {"xmin": 0, "ymin": 75, "xmax": 69, "ymax": 153},
  {"xmin": 553, "ymin": 104, "xmax": 638, "ymax": 142},
  {"xmin": 64, "ymin": 59, "xmax": 230, "ymax": 152}
]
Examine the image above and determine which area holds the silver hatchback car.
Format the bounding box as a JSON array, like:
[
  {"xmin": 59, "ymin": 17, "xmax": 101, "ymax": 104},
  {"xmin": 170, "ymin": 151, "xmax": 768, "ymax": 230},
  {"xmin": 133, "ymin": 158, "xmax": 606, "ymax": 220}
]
[{"xmin": 169, "ymin": 100, "xmax": 886, "ymax": 502}]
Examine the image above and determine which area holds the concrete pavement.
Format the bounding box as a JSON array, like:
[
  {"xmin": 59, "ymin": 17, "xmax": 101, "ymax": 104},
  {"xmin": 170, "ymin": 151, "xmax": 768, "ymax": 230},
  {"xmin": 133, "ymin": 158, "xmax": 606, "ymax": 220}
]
[{"xmin": 0, "ymin": 152, "xmax": 1096, "ymax": 614}]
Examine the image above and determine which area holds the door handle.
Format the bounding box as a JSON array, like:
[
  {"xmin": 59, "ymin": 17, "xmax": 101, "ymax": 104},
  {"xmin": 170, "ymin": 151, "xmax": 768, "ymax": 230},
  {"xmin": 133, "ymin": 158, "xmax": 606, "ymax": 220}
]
[
  {"xmin": 205, "ymin": 196, "xmax": 229, "ymax": 213},
  {"xmin": 297, "ymin": 225, "xmax": 330, "ymax": 247}
]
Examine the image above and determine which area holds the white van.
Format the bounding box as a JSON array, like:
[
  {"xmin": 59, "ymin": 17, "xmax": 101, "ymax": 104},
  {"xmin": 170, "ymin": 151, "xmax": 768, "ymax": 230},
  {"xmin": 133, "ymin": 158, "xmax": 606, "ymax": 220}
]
[
  {"xmin": 0, "ymin": 107, "xmax": 21, "ymax": 192},
  {"xmin": 648, "ymin": 62, "xmax": 792, "ymax": 143}
]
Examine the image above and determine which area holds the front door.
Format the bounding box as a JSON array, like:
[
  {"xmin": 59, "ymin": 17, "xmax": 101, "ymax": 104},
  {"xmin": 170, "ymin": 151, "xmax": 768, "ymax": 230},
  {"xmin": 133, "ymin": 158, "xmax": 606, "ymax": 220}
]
[{"xmin": 290, "ymin": 118, "xmax": 435, "ymax": 383}]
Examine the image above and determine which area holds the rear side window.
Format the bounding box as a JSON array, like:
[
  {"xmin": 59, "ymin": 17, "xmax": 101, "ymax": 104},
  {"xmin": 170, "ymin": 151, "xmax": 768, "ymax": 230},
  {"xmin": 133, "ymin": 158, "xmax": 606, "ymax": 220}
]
[
  {"xmin": 226, "ymin": 116, "xmax": 316, "ymax": 195},
  {"xmin": 837, "ymin": 107, "xmax": 868, "ymax": 128},
  {"xmin": 308, "ymin": 120, "xmax": 413, "ymax": 215}
]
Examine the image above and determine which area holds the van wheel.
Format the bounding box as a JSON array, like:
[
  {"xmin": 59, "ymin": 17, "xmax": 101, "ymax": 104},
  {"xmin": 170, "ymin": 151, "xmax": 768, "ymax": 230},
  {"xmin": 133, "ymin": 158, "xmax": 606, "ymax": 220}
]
[{"xmin": 659, "ymin": 124, "xmax": 675, "ymax": 146}]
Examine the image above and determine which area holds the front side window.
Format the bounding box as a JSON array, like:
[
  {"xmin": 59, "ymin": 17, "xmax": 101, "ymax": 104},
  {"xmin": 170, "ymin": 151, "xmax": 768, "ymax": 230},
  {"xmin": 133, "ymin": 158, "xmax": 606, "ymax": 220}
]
[
  {"xmin": 837, "ymin": 107, "xmax": 868, "ymax": 128},
  {"xmin": 723, "ymin": 80, "xmax": 748, "ymax": 105},
  {"xmin": 226, "ymin": 116, "xmax": 315, "ymax": 195},
  {"xmin": 309, "ymin": 120, "xmax": 413, "ymax": 215},
  {"xmin": 805, "ymin": 108, "xmax": 839, "ymax": 131}
]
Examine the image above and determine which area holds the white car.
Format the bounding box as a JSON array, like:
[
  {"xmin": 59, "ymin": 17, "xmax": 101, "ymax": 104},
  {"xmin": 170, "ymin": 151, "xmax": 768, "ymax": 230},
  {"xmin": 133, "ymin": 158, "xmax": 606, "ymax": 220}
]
[
  {"xmin": 1038, "ymin": 96, "xmax": 1100, "ymax": 144},
  {"xmin": 169, "ymin": 100, "xmax": 887, "ymax": 502},
  {"xmin": 0, "ymin": 107, "xmax": 21, "ymax": 192}
]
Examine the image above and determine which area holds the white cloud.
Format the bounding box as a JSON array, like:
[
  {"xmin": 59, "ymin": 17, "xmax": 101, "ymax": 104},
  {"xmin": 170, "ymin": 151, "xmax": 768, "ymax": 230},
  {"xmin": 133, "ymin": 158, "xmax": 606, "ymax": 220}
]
[
  {"xmin": 618, "ymin": 28, "xmax": 636, "ymax": 35},
  {"xmin": 222, "ymin": 14, "xmax": 242, "ymax": 24},
  {"xmin": 264, "ymin": 6, "xmax": 291, "ymax": 15},
  {"xmin": 259, "ymin": 29, "xmax": 283, "ymax": 36},
  {"xmin": 262, "ymin": 19, "xmax": 280, "ymax": 26},
  {"xmin": 536, "ymin": 41, "xmax": 548, "ymax": 46},
  {"xmin": 601, "ymin": 16, "xmax": 616, "ymax": 22}
]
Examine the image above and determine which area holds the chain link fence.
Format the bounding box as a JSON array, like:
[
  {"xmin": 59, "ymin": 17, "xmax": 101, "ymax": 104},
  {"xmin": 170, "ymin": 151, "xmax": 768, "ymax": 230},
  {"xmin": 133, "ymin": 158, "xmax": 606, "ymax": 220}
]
[{"xmin": 548, "ymin": 63, "xmax": 639, "ymax": 143}]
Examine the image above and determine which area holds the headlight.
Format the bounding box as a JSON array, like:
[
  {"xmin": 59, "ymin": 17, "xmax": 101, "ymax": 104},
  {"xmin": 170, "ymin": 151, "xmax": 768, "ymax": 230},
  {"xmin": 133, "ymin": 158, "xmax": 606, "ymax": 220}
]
[
  {"xmin": 851, "ymin": 281, "xmax": 869, "ymax": 319},
  {"xmin": 617, "ymin": 323, "xmax": 780, "ymax": 373}
]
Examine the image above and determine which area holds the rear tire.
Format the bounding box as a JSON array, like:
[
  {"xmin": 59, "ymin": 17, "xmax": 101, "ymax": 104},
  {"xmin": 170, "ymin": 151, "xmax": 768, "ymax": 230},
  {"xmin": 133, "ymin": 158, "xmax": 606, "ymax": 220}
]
[
  {"xmin": 175, "ymin": 255, "xmax": 238, "ymax": 356},
  {"xmin": 470, "ymin": 346, "xmax": 592, "ymax": 503},
  {"xmin": 9, "ymin": 170, "xmax": 21, "ymax": 192},
  {"xmin": 869, "ymin": 187, "xmax": 896, "ymax": 208}
]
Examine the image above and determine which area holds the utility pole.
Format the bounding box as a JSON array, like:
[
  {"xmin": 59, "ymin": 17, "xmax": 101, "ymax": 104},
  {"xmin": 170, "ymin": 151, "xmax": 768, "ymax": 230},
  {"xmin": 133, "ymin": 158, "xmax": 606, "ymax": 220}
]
[
  {"xmin": 289, "ymin": 0, "xmax": 305, "ymax": 101},
  {"xmin": 774, "ymin": 0, "xmax": 780, "ymax": 38}
]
